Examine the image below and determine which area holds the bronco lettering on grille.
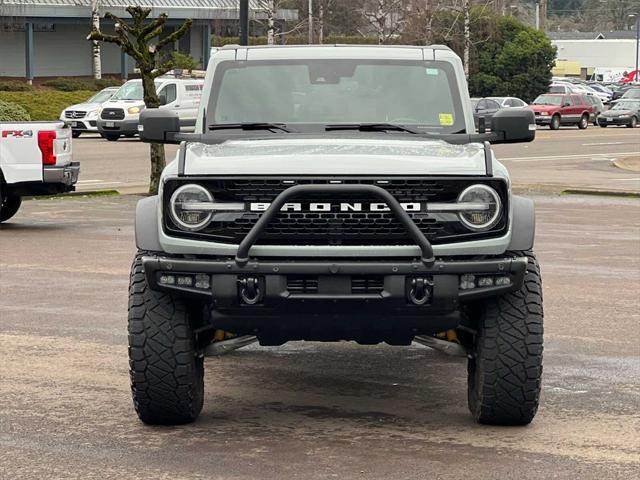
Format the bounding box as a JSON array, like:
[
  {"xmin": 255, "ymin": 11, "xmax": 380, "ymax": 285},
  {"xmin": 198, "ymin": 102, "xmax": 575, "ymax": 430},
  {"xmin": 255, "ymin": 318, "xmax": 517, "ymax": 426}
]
[{"xmin": 250, "ymin": 202, "xmax": 423, "ymax": 213}]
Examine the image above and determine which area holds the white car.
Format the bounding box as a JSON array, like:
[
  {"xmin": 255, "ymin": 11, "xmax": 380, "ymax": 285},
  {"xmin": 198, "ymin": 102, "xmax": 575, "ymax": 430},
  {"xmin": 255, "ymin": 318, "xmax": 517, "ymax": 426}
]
[
  {"xmin": 0, "ymin": 121, "xmax": 78, "ymax": 222},
  {"xmin": 59, "ymin": 87, "xmax": 119, "ymax": 138},
  {"xmin": 97, "ymin": 76, "xmax": 203, "ymax": 141},
  {"xmin": 486, "ymin": 96, "xmax": 528, "ymax": 108}
]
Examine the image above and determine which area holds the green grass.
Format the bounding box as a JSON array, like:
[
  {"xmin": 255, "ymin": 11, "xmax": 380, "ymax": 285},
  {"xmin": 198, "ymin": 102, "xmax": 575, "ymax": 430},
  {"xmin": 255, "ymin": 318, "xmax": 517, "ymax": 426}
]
[{"xmin": 0, "ymin": 90, "xmax": 97, "ymax": 121}]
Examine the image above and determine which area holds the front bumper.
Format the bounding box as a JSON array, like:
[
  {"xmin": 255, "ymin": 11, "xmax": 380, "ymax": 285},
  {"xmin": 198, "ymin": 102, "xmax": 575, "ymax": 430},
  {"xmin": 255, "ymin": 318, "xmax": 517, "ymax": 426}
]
[
  {"xmin": 598, "ymin": 116, "xmax": 631, "ymax": 126},
  {"xmin": 142, "ymin": 255, "xmax": 526, "ymax": 340},
  {"xmin": 534, "ymin": 115, "xmax": 552, "ymax": 125},
  {"xmin": 63, "ymin": 120, "xmax": 98, "ymax": 132},
  {"xmin": 97, "ymin": 118, "xmax": 139, "ymax": 135}
]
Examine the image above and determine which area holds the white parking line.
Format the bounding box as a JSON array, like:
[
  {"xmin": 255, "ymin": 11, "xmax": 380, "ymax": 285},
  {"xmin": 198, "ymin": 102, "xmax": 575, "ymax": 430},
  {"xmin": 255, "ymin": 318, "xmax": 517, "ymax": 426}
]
[{"xmin": 581, "ymin": 142, "xmax": 624, "ymax": 146}]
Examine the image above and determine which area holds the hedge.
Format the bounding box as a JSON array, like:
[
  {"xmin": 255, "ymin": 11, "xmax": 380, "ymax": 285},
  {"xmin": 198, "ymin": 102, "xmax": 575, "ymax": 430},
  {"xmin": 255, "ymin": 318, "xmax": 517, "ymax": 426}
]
[
  {"xmin": 0, "ymin": 100, "xmax": 32, "ymax": 121},
  {"xmin": 42, "ymin": 77, "xmax": 123, "ymax": 92},
  {"xmin": 0, "ymin": 81, "xmax": 34, "ymax": 92},
  {"xmin": 0, "ymin": 91, "xmax": 96, "ymax": 121}
]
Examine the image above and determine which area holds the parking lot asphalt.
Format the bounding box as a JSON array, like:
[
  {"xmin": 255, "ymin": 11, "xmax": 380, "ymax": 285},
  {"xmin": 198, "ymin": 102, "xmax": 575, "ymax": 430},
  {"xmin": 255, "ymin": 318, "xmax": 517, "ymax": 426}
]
[
  {"xmin": 72, "ymin": 127, "xmax": 640, "ymax": 195},
  {"xmin": 1, "ymin": 193, "xmax": 639, "ymax": 479}
]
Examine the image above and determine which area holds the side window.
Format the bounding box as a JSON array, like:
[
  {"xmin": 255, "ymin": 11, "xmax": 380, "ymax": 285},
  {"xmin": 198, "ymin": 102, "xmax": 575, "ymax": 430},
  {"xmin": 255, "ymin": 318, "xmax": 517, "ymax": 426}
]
[
  {"xmin": 486, "ymin": 100, "xmax": 500, "ymax": 110},
  {"xmin": 159, "ymin": 84, "xmax": 177, "ymax": 105},
  {"xmin": 571, "ymin": 95, "xmax": 583, "ymax": 106},
  {"xmin": 476, "ymin": 99, "xmax": 487, "ymax": 110},
  {"xmin": 564, "ymin": 95, "xmax": 574, "ymax": 106}
]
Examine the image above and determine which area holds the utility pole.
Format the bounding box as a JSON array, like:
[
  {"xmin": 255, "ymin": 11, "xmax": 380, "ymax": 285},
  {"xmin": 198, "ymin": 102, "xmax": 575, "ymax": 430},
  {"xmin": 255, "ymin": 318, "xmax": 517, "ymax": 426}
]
[
  {"xmin": 308, "ymin": 0, "xmax": 313, "ymax": 44},
  {"xmin": 539, "ymin": 0, "xmax": 547, "ymax": 31},
  {"xmin": 239, "ymin": 0, "xmax": 249, "ymax": 46},
  {"xmin": 91, "ymin": 0, "xmax": 101, "ymax": 79}
]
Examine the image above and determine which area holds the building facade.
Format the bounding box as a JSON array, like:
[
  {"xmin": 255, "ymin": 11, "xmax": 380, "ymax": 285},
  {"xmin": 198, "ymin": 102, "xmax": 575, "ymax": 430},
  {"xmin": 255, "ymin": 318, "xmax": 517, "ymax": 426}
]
[{"xmin": 0, "ymin": 0, "xmax": 297, "ymax": 79}]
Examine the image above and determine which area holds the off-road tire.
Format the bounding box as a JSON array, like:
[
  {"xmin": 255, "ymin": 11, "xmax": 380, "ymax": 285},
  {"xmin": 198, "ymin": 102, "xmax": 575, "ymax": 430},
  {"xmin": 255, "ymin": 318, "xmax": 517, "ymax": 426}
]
[
  {"xmin": 628, "ymin": 116, "xmax": 637, "ymax": 128},
  {"xmin": 549, "ymin": 115, "xmax": 560, "ymax": 130},
  {"xmin": 128, "ymin": 251, "xmax": 204, "ymax": 425},
  {"xmin": 578, "ymin": 114, "xmax": 588, "ymax": 129},
  {"xmin": 467, "ymin": 250, "xmax": 543, "ymax": 426}
]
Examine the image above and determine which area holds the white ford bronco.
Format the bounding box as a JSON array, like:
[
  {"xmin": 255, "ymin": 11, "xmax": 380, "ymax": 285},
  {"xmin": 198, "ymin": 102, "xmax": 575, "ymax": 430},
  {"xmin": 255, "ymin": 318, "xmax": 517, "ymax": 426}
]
[
  {"xmin": 131, "ymin": 45, "xmax": 542, "ymax": 426},
  {"xmin": 0, "ymin": 121, "xmax": 78, "ymax": 222}
]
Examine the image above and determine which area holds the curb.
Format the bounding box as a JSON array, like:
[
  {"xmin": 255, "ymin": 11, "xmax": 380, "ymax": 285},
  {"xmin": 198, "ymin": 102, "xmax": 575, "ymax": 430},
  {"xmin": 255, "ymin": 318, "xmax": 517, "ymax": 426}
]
[
  {"xmin": 513, "ymin": 183, "xmax": 640, "ymax": 198},
  {"xmin": 560, "ymin": 189, "xmax": 640, "ymax": 198},
  {"xmin": 24, "ymin": 189, "xmax": 121, "ymax": 201}
]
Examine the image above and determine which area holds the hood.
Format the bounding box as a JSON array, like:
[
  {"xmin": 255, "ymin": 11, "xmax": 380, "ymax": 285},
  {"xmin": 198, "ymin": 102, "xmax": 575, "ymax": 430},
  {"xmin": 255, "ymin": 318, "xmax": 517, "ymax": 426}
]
[
  {"xmin": 603, "ymin": 109, "xmax": 633, "ymax": 116},
  {"xmin": 65, "ymin": 102, "xmax": 101, "ymax": 111},
  {"xmin": 529, "ymin": 104, "xmax": 557, "ymax": 112},
  {"xmin": 181, "ymin": 138, "xmax": 490, "ymax": 176}
]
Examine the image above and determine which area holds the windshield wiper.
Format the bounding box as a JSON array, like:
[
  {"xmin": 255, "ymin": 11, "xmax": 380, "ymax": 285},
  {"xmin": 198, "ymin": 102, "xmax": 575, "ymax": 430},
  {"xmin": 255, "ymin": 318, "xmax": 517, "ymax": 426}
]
[
  {"xmin": 209, "ymin": 122, "xmax": 292, "ymax": 133},
  {"xmin": 325, "ymin": 123, "xmax": 421, "ymax": 134}
]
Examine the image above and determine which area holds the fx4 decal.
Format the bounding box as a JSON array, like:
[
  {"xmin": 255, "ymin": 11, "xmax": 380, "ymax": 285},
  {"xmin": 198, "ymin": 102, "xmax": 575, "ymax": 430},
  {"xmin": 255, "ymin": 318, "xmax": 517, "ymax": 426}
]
[{"xmin": 2, "ymin": 130, "xmax": 34, "ymax": 138}]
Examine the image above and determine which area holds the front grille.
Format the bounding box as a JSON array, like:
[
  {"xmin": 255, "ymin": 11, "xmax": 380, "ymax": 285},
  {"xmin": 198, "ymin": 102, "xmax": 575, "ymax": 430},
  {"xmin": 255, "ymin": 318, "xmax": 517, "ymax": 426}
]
[
  {"xmin": 163, "ymin": 178, "xmax": 509, "ymax": 246},
  {"xmin": 101, "ymin": 108, "xmax": 125, "ymax": 120},
  {"xmin": 65, "ymin": 110, "xmax": 86, "ymax": 119}
]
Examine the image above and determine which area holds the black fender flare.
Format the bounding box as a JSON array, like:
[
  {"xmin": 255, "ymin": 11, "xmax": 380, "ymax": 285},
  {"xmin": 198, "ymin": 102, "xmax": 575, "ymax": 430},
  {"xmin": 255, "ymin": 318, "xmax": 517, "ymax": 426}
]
[
  {"xmin": 135, "ymin": 195, "xmax": 162, "ymax": 252},
  {"xmin": 508, "ymin": 195, "xmax": 536, "ymax": 251}
]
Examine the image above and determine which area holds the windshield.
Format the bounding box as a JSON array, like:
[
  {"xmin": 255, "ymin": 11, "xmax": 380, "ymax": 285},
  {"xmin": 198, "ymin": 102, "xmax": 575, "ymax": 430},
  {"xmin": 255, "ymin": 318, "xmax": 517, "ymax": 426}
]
[
  {"xmin": 532, "ymin": 95, "xmax": 563, "ymax": 106},
  {"xmin": 612, "ymin": 101, "xmax": 639, "ymax": 110},
  {"xmin": 112, "ymin": 81, "xmax": 162, "ymax": 100},
  {"xmin": 208, "ymin": 59, "xmax": 466, "ymax": 132},
  {"xmin": 88, "ymin": 89, "xmax": 116, "ymax": 103},
  {"xmin": 622, "ymin": 88, "xmax": 640, "ymax": 99}
]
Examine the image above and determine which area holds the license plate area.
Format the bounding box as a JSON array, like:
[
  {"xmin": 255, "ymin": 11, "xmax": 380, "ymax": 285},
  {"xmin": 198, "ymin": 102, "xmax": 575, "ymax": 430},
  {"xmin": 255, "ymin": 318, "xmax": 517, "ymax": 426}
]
[{"xmin": 106, "ymin": 121, "xmax": 115, "ymax": 127}]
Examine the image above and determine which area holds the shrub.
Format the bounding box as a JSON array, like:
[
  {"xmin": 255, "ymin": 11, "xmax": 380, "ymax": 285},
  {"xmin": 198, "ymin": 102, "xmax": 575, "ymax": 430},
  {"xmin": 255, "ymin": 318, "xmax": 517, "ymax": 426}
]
[
  {"xmin": 0, "ymin": 91, "xmax": 96, "ymax": 121},
  {"xmin": 42, "ymin": 77, "xmax": 123, "ymax": 92},
  {"xmin": 171, "ymin": 51, "xmax": 200, "ymax": 70},
  {"xmin": 0, "ymin": 100, "xmax": 31, "ymax": 121},
  {"xmin": 0, "ymin": 81, "xmax": 34, "ymax": 92},
  {"xmin": 95, "ymin": 78, "xmax": 124, "ymax": 89}
]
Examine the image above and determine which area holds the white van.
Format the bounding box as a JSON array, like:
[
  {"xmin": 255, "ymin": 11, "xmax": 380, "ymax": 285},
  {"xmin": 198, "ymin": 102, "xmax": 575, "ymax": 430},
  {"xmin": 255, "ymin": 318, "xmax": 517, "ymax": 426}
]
[{"xmin": 97, "ymin": 76, "xmax": 203, "ymax": 141}]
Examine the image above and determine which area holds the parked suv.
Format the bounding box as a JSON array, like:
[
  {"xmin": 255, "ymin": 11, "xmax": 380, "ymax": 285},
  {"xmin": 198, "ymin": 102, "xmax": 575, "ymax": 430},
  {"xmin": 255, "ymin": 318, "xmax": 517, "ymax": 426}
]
[
  {"xmin": 131, "ymin": 45, "xmax": 542, "ymax": 427},
  {"xmin": 530, "ymin": 93, "xmax": 593, "ymax": 129},
  {"xmin": 59, "ymin": 87, "xmax": 119, "ymax": 138}
]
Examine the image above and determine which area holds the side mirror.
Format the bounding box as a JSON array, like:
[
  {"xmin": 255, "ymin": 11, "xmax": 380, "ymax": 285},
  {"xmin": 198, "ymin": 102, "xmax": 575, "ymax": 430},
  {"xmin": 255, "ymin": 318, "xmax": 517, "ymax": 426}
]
[
  {"xmin": 138, "ymin": 109, "xmax": 180, "ymax": 144},
  {"xmin": 490, "ymin": 108, "xmax": 535, "ymax": 144}
]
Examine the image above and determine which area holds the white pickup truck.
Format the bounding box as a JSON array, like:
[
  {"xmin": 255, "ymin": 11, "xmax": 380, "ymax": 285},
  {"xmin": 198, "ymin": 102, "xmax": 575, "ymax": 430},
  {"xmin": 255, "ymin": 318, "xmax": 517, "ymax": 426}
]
[{"xmin": 0, "ymin": 121, "xmax": 79, "ymax": 222}]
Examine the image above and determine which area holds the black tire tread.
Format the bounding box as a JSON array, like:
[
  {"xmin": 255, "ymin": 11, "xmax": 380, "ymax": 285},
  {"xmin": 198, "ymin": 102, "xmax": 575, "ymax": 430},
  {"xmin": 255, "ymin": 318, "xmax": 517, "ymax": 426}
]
[
  {"xmin": 468, "ymin": 250, "xmax": 543, "ymax": 425},
  {"xmin": 128, "ymin": 250, "xmax": 204, "ymax": 425}
]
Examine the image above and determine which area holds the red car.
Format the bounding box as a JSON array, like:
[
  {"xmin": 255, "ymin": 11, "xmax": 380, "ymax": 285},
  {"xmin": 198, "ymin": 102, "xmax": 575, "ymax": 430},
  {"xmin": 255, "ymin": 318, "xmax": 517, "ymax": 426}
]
[{"xmin": 529, "ymin": 93, "xmax": 594, "ymax": 130}]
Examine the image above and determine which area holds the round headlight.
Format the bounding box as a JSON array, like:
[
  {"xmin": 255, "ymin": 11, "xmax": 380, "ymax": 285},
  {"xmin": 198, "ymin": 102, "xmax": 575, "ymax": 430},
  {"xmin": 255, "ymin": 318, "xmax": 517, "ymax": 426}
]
[
  {"xmin": 170, "ymin": 184, "xmax": 213, "ymax": 231},
  {"xmin": 457, "ymin": 184, "xmax": 502, "ymax": 231}
]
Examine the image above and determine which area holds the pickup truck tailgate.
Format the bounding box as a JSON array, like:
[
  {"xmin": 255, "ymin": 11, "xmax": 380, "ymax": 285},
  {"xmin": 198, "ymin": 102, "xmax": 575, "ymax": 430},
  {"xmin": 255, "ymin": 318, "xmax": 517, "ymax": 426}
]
[{"xmin": 0, "ymin": 121, "xmax": 73, "ymax": 184}]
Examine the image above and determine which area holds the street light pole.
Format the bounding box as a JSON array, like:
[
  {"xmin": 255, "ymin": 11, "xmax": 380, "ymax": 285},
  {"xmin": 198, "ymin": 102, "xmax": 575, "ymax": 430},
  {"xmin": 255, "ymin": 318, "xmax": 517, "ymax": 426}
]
[{"xmin": 631, "ymin": 14, "xmax": 640, "ymax": 83}]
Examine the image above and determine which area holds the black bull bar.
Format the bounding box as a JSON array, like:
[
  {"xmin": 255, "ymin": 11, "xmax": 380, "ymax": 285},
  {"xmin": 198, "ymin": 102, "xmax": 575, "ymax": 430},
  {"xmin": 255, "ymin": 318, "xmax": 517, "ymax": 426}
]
[{"xmin": 234, "ymin": 184, "xmax": 436, "ymax": 266}]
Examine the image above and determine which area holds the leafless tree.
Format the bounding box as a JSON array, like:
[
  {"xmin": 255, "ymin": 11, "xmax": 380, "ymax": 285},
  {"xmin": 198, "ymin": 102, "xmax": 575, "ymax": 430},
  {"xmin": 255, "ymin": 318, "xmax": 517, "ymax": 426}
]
[{"xmin": 88, "ymin": 6, "xmax": 192, "ymax": 194}]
